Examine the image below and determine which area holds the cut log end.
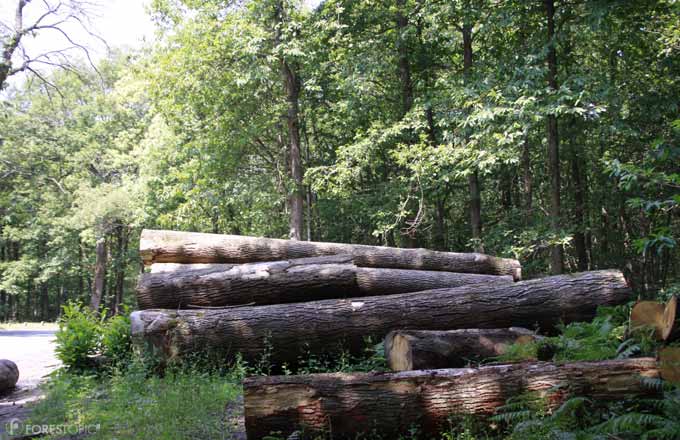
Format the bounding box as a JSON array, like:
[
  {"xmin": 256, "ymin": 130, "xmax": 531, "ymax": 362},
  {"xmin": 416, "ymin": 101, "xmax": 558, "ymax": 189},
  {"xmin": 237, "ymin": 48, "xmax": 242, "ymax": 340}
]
[{"xmin": 631, "ymin": 296, "xmax": 677, "ymax": 341}]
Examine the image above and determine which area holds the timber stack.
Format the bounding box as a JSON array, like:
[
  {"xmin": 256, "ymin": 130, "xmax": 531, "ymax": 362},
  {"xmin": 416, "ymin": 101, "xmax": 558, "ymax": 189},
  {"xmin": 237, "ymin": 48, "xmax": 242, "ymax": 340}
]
[{"xmin": 130, "ymin": 229, "xmax": 648, "ymax": 439}]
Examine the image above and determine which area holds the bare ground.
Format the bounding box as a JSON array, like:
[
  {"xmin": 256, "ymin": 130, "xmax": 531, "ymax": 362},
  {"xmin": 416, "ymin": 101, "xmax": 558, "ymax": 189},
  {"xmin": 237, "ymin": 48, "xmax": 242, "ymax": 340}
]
[{"xmin": 0, "ymin": 329, "xmax": 60, "ymax": 438}]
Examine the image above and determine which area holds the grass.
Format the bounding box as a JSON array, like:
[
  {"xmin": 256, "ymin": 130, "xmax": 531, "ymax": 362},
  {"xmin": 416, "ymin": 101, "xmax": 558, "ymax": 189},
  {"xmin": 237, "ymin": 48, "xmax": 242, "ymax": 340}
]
[{"xmin": 24, "ymin": 362, "xmax": 243, "ymax": 440}]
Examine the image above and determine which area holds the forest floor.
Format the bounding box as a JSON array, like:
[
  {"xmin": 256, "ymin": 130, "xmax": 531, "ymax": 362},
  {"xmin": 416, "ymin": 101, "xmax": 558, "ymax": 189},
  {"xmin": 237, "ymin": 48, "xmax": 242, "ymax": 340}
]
[{"xmin": 0, "ymin": 328, "xmax": 60, "ymax": 438}]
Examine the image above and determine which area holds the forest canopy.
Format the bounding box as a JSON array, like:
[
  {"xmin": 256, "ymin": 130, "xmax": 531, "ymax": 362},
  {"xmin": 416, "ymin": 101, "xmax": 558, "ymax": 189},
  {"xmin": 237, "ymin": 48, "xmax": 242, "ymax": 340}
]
[{"xmin": 0, "ymin": 0, "xmax": 678, "ymax": 320}]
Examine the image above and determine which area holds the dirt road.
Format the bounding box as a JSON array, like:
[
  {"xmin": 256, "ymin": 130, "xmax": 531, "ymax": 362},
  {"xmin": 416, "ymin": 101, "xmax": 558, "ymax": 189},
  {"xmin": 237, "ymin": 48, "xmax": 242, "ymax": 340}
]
[{"xmin": 0, "ymin": 329, "xmax": 60, "ymax": 437}]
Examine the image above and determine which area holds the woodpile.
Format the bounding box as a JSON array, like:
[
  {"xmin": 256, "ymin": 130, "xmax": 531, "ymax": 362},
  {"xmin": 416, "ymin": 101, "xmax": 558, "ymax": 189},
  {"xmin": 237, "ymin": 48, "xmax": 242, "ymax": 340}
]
[
  {"xmin": 132, "ymin": 269, "xmax": 630, "ymax": 365},
  {"xmin": 130, "ymin": 229, "xmax": 644, "ymax": 439}
]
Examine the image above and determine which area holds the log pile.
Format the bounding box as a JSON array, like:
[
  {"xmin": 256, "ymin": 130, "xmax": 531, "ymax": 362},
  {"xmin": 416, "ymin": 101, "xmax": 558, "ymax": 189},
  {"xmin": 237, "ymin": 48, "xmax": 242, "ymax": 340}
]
[{"xmin": 129, "ymin": 229, "xmax": 643, "ymax": 439}]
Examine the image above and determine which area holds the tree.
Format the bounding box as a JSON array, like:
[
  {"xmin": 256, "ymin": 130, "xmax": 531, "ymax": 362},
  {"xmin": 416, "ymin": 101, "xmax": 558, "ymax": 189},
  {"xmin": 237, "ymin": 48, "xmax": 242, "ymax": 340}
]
[
  {"xmin": 0, "ymin": 0, "xmax": 103, "ymax": 90},
  {"xmin": 544, "ymin": 0, "xmax": 563, "ymax": 274}
]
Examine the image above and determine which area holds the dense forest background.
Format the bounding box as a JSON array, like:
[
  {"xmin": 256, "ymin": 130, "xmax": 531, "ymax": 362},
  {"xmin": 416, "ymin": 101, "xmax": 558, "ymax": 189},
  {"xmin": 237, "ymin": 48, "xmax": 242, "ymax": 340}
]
[{"xmin": 0, "ymin": 0, "xmax": 678, "ymax": 321}]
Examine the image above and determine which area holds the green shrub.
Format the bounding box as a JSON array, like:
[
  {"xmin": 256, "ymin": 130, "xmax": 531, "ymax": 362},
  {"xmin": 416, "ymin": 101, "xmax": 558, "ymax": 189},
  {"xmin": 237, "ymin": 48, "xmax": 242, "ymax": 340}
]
[
  {"xmin": 55, "ymin": 301, "xmax": 133, "ymax": 372},
  {"xmin": 55, "ymin": 302, "xmax": 103, "ymax": 371},
  {"xmin": 101, "ymin": 312, "xmax": 132, "ymax": 367}
]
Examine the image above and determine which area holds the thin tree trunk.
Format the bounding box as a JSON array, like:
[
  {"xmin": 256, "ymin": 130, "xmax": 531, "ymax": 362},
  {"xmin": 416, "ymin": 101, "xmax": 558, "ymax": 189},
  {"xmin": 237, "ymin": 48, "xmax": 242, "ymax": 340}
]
[
  {"xmin": 275, "ymin": 1, "xmax": 304, "ymax": 241},
  {"xmin": 462, "ymin": 20, "xmax": 483, "ymax": 253},
  {"xmin": 522, "ymin": 136, "xmax": 533, "ymax": 223},
  {"xmin": 396, "ymin": 0, "xmax": 414, "ymax": 116},
  {"xmin": 111, "ymin": 225, "xmax": 128, "ymax": 314},
  {"xmin": 91, "ymin": 237, "xmax": 107, "ymax": 311},
  {"xmin": 545, "ymin": 0, "xmax": 563, "ymax": 274},
  {"xmin": 77, "ymin": 237, "xmax": 84, "ymax": 298},
  {"xmin": 571, "ymin": 140, "xmax": 588, "ymax": 271}
]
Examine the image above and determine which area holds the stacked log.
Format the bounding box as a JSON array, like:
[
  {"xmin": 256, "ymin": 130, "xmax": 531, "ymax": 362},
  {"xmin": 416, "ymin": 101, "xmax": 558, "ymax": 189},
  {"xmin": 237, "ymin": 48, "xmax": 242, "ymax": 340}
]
[
  {"xmin": 137, "ymin": 254, "xmax": 513, "ymax": 309},
  {"xmin": 139, "ymin": 229, "xmax": 523, "ymax": 280},
  {"xmin": 131, "ymin": 270, "xmax": 630, "ymax": 365},
  {"xmin": 131, "ymin": 229, "xmax": 644, "ymax": 440},
  {"xmin": 384, "ymin": 328, "xmax": 542, "ymax": 371},
  {"xmin": 243, "ymin": 358, "xmax": 660, "ymax": 439}
]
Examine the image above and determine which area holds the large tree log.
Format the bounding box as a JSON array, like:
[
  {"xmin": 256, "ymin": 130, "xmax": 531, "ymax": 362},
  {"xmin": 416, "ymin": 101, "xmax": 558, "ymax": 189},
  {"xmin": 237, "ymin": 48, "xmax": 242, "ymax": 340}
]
[
  {"xmin": 139, "ymin": 229, "xmax": 522, "ymax": 280},
  {"xmin": 136, "ymin": 256, "xmax": 513, "ymax": 309},
  {"xmin": 137, "ymin": 255, "xmax": 356, "ymax": 309},
  {"xmin": 0, "ymin": 359, "xmax": 19, "ymax": 393},
  {"xmin": 243, "ymin": 358, "xmax": 659, "ymax": 439},
  {"xmin": 131, "ymin": 270, "xmax": 630, "ymax": 365},
  {"xmin": 384, "ymin": 328, "xmax": 541, "ymax": 371}
]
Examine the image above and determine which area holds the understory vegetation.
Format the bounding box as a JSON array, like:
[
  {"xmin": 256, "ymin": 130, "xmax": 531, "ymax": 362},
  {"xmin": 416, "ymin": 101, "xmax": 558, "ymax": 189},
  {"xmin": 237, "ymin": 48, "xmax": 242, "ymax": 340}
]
[{"xmin": 21, "ymin": 293, "xmax": 678, "ymax": 440}]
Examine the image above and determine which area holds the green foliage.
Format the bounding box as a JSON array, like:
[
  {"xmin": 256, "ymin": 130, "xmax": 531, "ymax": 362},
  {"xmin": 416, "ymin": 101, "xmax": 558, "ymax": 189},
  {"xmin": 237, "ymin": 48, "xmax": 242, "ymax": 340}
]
[
  {"xmin": 55, "ymin": 302, "xmax": 103, "ymax": 371},
  {"xmin": 28, "ymin": 362, "xmax": 241, "ymax": 440},
  {"xmin": 100, "ymin": 312, "xmax": 132, "ymax": 367},
  {"xmin": 55, "ymin": 301, "xmax": 133, "ymax": 372}
]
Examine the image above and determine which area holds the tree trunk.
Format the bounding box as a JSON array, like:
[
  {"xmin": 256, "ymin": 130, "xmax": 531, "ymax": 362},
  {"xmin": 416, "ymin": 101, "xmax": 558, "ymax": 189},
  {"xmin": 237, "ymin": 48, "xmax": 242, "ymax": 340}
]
[
  {"xmin": 91, "ymin": 237, "xmax": 107, "ymax": 311},
  {"xmin": 136, "ymin": 255, "xmax": 513, "ymax": 309},
  {"xmin": 40, "ymin": 283, "xmax": 49, "ymax": 321},
  {"xmin": 545, "ymin": 0, "xmax": 564, "ymax": 274},
  {"xmin": 131, "ymin": 270, "xmax": 629, "ymax": 365},
  {"xmin": 113, "ymin": 225, "xmax": 128, "ymax": 314},
  {"xmin": 433, "ymin": 197, "xmax": 447, "ymax": 251},
  {"xmin": 395, "ymin": 0, "xmax": 414, "ymax": 116},
  {"xmin": 522, "ymin": 136, "xmax": 533, "ymax": 223},
  {"xmin": 139, "ymin": 229, "xmax": 522, "ymax": 279},
  {"xmin": 276, "ymin": 1, "xmax": 304, "ymax": 241},
  {"xmin": 243, "ymin": 358, "xmax": 659, "ymax": 439},
  {"xmin": 462, "ymin": 21, "xmax": 483, "ymax": 253},
  {"xmin": 571, "ymin": 140, "xmax": 588, "ymax": 271},
  {"xmin": 384, "ymin": 328, "xmax": 540, "ymax": 371}
]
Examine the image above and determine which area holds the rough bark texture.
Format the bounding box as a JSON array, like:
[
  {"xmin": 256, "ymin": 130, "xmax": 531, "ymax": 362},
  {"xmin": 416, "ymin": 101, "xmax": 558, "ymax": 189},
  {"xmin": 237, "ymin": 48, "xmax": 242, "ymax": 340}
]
[
  {"xmin": 243, "ymin": 358, "xmax": 659, "ymax": 439},
  {"xmin": 136, "ymin": 257, "xmax": 513, "ymax": 309},
  {"xmin": 139, "ymin": 229, "xmax": 522, "ymax": 280},
  {"xmin": 462, "ymin": 21, "xmax": 483, "ymax": 253},
  {"xmin": 275, "ymin": 1, "xmax": 304, "ymax": 241},
  {"xmin": 545, "ymin": 0, "xmax": 564, "ymax": 274},
  {"xmin": 136, "ymin": 255, "xmax": 358, "ymax": 309},
  {"xmin": 131, "ymin": 270, "xmax": 630, "ymax": 365},
  {"xmin": 0, "ymin": 359, "xmax": 19, "ymax": 393},
  {"xmin": 149, "ymin": 263, "xmax": 236, "ymax": 274},
  {"xmin": 90, "ymin": 237, "xmax": 106, "ymax": 311},
  {"xmin": 384, "ymin": 328, "xmax": 539, "ymax": 371}
]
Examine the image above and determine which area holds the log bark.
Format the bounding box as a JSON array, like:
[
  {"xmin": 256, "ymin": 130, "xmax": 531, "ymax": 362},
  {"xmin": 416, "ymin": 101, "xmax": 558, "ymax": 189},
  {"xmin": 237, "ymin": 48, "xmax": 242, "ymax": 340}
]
[
  {"xmin": 384, "ymin": 328, "xmax": 540, "ymax": 371},
  {"xmin": 136, "ymin": 255, "xmax": 357, "ymax": 309},
  {"xmin": 136, "ymin": 256, "xmax": 513, "ymax": 309},
  {"xmin": 243, "ymin": 358, "xmax": 659, "ymax": 439},
  {"xmin": 139, "ymin": 229, "xmax": 522, "ymax": 280},
  {"xmin": 149, "ymin": 263, "xmax": 235, "ymax": 274},
  {"xmin": 131, "ymin": 270, "xmax": 630, "ymax": 365},
  {"xmin": 0, "ymin": 359, "xmax": 19, "ymax": 393}
]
